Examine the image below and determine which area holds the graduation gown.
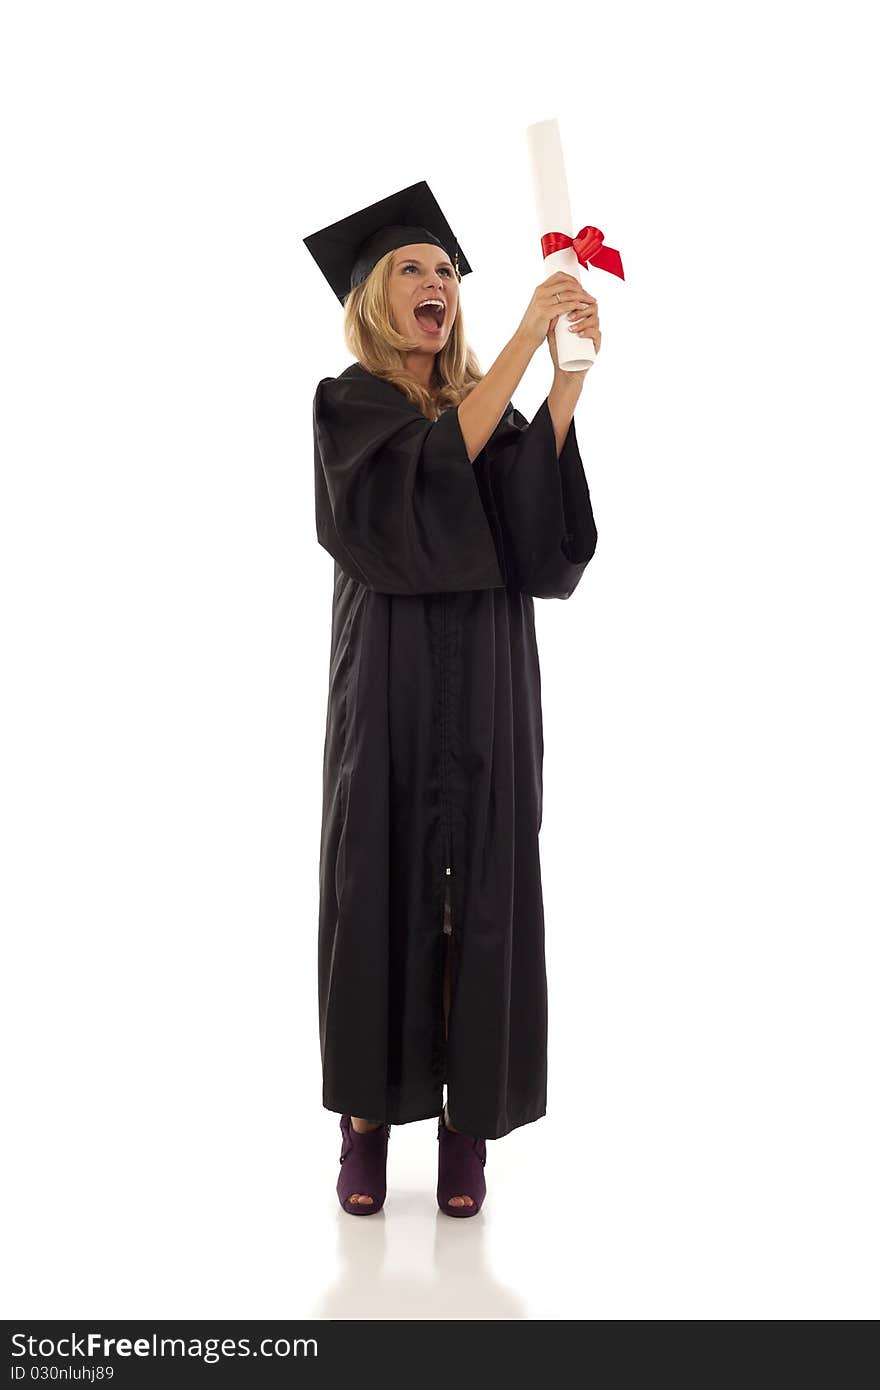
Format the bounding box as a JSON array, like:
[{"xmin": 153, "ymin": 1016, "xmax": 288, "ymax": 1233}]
[{"xmin": 313, "ymin": 360, "xmax": 597, "ymax": 1140}]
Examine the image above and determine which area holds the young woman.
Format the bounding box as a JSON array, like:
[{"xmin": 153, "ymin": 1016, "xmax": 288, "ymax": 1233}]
[{"xmin": 307, "ymin": 190, "xmax": 600, "ymax": 1216}]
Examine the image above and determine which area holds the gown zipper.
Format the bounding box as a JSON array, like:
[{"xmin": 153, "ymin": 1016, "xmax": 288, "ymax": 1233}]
[
  {"xmin": 440, "ymin": 592, "xmax": 453, "ymax": 935},
  {"xmin": 441, "ymin": 860, "xmax": 454, "ymax": 1052},
  {"xmin": 439, "ymin": 595, "xmax": 455, "ymax": 1061},
  {"xmin": 443, "ymin": 862, "xmax": 453, "ymax": 933}
]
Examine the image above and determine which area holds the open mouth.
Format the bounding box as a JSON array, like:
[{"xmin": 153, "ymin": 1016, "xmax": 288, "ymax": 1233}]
[{"xmin": 413, "ymin": 299, "xmax": 446, "ymax": 336}]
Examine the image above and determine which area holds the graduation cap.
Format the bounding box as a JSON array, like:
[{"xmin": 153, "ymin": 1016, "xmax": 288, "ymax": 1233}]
[{"xmin": 303, "ymin": 180, "xmax": 472, "ymax": 306}]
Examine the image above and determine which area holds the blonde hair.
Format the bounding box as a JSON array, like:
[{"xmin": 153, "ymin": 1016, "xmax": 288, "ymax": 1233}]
[{"xmin": 341, "ymin": 248, "xmax": 484, "ymax": 421}]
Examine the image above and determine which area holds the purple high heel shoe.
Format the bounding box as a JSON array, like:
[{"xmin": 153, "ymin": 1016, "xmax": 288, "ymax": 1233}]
[
  {"xmin": 436, "ymin": 1107, "xmax": 487, "ymax": 1217},
  {"xmin": 336, "ymin": 1114, "xmax": 390, "ymax": 1216}
]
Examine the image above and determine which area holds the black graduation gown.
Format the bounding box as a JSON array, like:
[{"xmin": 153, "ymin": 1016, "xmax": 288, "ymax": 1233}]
[{"xmin": 313, "ymin": 361, "xmax": 597, "ymax": 1140}]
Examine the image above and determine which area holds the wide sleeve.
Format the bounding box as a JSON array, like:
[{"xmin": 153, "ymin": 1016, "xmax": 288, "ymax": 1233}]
[
  {"xmin": 313, "ymin": 372, "xmax": 507, "ymax": 595},
  {"xmin": 482, "ymin": 396, "xmax": 598, "ymax": 600}
]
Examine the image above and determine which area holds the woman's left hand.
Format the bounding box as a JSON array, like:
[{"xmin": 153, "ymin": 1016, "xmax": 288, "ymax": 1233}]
[{"xmin": 547, "ymin": 290, "xmax": 601, "ymax": 373}]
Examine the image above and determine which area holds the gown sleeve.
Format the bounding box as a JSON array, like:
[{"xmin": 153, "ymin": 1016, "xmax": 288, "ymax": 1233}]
[
  {"xmin": 481, "ymin": 395, "xmax": 599, "ymax": 600},
  {"xmin": 313, "ymin": 371, "xmax": 507, "ymax": 595}
]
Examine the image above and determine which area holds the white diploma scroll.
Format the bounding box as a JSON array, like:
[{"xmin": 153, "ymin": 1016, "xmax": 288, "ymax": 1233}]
[{"xmin": 525, "ymin": 118, "xmax": 595, "ymax": 373}]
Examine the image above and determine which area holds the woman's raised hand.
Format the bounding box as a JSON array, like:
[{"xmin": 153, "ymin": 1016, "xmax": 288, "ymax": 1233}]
[{"xmin": 515, "ymin": 271, "xmax": 599, "ymax": 355}]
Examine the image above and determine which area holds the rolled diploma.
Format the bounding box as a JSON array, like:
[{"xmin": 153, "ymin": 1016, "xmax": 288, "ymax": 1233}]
[{"xmin": 525, "ymin": 118, "xmax": 595, "ymax": 373}]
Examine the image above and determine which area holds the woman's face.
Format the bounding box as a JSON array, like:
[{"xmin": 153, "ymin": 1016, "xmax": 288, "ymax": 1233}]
[{"xmin": 388, "ymin": 242, "xmax": 458, "ymax": 350}]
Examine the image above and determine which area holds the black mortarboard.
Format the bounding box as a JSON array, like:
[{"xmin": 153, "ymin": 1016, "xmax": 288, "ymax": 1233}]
[{"xmin": 303, "ymin": 180, "xmax": 472, "ymax": 306}]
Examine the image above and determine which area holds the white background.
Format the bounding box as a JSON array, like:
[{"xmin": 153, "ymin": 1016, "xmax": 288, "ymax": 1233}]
[{"xmin": 2, "ymin": 0, "xmax": 877, "ymax": 1320}]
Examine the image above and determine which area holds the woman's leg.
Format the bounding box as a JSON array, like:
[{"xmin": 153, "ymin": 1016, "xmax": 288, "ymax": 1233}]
[
  {"xmin": 442, "ymin": 927, "xmax": 452, "ymax": 1042},
  {"xmin": 440, "ymin": 888, "xmax": 477, "ymax": 1209}
]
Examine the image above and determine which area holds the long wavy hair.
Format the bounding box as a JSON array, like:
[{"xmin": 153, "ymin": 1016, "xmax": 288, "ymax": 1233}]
[{"xmin": 342, "ymin": 249, "xmax": 484, "ymax": 421}]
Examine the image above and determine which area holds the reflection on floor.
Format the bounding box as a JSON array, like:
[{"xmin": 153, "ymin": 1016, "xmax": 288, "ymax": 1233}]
[{"xmin": 312, "ymin": 1194, "xmax": 526, "ymax": 1321}]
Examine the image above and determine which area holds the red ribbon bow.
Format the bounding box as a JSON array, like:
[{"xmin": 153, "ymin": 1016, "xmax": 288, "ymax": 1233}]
[{"xmin": 540, "ymin": 225, "xmax": 625, "ymax": 280}]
